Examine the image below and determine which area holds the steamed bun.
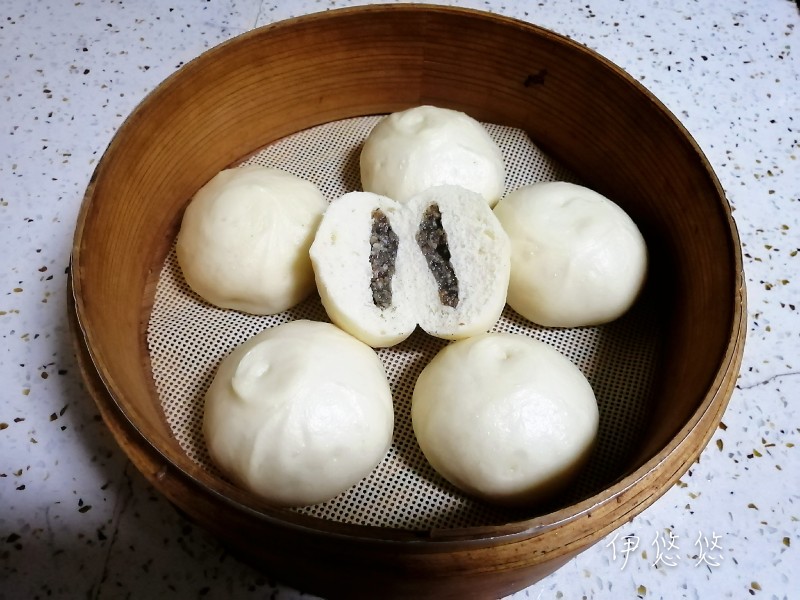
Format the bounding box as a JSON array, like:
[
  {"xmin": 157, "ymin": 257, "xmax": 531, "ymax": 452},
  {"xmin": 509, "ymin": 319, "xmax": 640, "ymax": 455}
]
[
  {"xmin": 412, "ymin": 332, "xmax": 598, "ymax": 506},
  {"xmin": 203, "ymin": 320, "xmax": 394, "ymax": 507},
  {"xmin": 493, "ymin": 181, "xmax": 647, "ymax": 327},
  {"xmin": 176, "ymin": 165, "xmax": 327, "ymax": 315},
  {"xmin": 309, "ymin": 186, "xmax": 510, "ymax": 347},
  {"xmin": 360, "ymin": 105, "xmax": 505, "ymax": 206}
]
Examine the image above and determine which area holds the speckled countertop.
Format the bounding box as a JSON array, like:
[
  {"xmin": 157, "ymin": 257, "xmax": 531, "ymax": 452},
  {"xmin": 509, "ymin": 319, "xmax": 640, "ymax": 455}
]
[{"xmin": 1, "ymin": 0, "xmax": 798, "ymax": 598}]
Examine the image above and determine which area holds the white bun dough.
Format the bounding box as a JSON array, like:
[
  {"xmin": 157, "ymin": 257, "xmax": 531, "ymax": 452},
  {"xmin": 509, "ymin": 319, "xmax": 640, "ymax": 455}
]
[
  {"xmin": 311, "ymin": 191, "xmax": 417, "ymax": 347},
  {"xmin": 203, "ymin": 320, "xmax": 394, "ymax": 507},
  {"xmin": 412, "ymin": 333, "xmax": 599, "ymax": 506},
  {"xmin": 493, "ymin": 181, "xmax": 648, "ymax": 327},
  {"xmin": 310, "ymin": 186, "xmax": 510, "ymax": 347},
  {"xmin": 176, "ymin": 165, "xmax": 327, "ymax": 315},
  {"xmin": 360, "ymin": 105, "xmax": 505, "ymax": 206}
]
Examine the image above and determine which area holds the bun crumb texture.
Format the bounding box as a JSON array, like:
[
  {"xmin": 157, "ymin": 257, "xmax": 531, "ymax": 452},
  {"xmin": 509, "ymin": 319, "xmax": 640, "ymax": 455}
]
[{"xmin": 310, "ymin": 185, "xmax": 511, "ymax": 347}]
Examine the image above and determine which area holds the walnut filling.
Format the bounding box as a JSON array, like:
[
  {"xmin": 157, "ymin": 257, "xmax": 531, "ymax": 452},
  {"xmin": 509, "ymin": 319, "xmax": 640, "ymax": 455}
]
[
  {"xmin": 416, "ymin": 203, "xmax": 459, "ymax": 308},
  {"xmin": 369, "ymin": 209, "xmax": 400, "ymax": 309}
]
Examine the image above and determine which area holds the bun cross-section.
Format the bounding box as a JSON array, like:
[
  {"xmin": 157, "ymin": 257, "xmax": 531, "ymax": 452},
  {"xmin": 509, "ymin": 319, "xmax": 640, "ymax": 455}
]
[{"xmin": 310, "ymin": 185, "xmax": 511, "ymax": 347}]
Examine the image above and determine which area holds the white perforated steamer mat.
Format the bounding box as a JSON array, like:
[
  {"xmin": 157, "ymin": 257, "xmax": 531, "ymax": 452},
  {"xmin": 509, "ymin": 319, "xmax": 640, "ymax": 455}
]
[{"xmin": 147, "ymin": 116, "xmax": 662, "ymax": 530}]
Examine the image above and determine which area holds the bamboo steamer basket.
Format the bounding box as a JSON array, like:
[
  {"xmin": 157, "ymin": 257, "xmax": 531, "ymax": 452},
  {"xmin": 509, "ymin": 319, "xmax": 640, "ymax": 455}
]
[{"xmin": 69, "ymin": 5, "xmax": 746, "ymax": 599}]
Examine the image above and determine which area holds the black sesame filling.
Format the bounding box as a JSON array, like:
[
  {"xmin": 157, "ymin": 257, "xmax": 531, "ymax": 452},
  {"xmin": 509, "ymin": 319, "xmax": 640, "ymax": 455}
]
[
  {"xmin": 369, "ymin": 209, "xmax": 400, "ymax": 309},
  {"xmin": 416, "ymin": 203, "xmax": 459, "ymax": 308}
]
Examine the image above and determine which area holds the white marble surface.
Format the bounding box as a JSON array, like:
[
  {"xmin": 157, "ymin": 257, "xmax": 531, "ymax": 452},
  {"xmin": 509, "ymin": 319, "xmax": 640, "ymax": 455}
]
[{"xmin": 1, "ymin": 0, "xmax": 798, "ymax": 598}]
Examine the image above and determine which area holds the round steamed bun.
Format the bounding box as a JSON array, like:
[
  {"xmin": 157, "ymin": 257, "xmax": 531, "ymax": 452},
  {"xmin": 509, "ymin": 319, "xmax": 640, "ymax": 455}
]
[
  {"xmin": 412, "ymin": 333, "xmax": 599, "ymax": 506},
  {"xmin": 176, "ymin": 165, "xmax": 327, "ymax": 315},
  {"xmin": 360, "ymin": 105, "xmax": 505, "ymax": 206},
  {"xmin": 493, "ymin": 181, "xmax": 648, "ymax": 327},
  {"xmin": 203, "ymin": 320, "xmax": 394, "ymax": 507}
]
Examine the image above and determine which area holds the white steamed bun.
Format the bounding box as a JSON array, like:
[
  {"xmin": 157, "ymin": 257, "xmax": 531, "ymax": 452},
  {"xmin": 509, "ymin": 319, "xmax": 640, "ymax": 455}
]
[
  {"xmin": 412, "ymin": 332, "xmax": 599, "ymax": 506},
  {"xmin": 203, "ymin": 320, "xmax": 394, "ymax": 507},
  {"xmin": 493, "ymin": 181, "xmax": 647, "ymax": 327},
  {"xmin": 360, "ymin": 105, "xmax": 505, "ymax": 206},
  {"xmin": 176, "ymin": 165, "xmax": 327, "ymax": 315}
]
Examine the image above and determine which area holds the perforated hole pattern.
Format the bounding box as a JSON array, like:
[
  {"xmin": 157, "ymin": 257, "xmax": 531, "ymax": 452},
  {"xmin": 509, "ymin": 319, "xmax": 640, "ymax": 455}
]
[{"xmin": 147, "ymin": 116, "xmax": 662, "ymax": 530}]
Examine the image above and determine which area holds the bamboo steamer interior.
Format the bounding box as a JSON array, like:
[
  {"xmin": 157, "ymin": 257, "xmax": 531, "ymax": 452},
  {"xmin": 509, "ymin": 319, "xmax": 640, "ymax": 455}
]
[{"xmin": 69, "ymin": 5, "xmax": 745, "ymax": 599}]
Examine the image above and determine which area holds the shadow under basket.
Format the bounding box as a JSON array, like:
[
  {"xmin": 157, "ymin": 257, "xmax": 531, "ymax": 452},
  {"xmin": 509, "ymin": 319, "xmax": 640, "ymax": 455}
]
[{"xmin": 69, "ymin": 5, "xmax": 746, "ymax": 599}]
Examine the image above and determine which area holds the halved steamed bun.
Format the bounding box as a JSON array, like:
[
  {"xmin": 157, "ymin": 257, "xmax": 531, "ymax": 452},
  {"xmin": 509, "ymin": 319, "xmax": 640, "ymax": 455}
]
[
  {"xmin": 360, "ymin": 105, "xmax": 505, "ymax": 206},
  {"xmin": 203, "ymin": 320, "xmax": 394, "ymax": 508},
  {"xmin": 176, "ymin": 165, "xmax": 327, "ymax": 315},
  {"xmin": 309, "ymin": 185, "xmax": 511, "ymax": 347},
  {"xmin": 493, "ymin": 181, "xmax": 648, "ymax": 327},
  {"xmin": 412, "ymin": 332, "xmax": 599, "ymax": 507}
]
